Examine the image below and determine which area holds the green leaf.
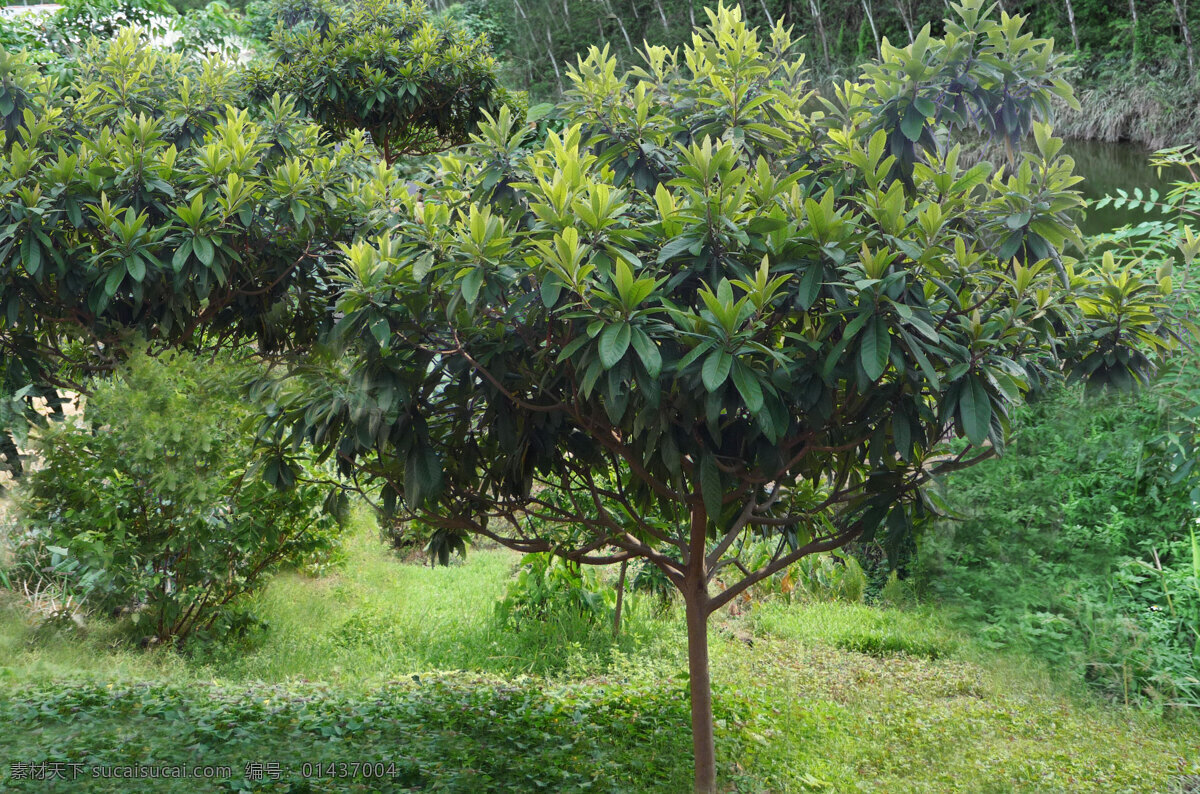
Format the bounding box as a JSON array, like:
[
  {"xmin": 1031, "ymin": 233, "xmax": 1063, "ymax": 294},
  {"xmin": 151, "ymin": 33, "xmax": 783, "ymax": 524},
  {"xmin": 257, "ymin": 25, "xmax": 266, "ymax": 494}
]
[
  {"xmin": 958, "ymin": 377, "xmax": 992, "ymax": 446},
  {"xmin": 658, "ymin": 235, "xmax": 697, "ymax": 264},
  {"xmin": 1005, "ymin": 211, "xmax": 1031, "ymax": 230},
  {"xmin": 796, "ymin": 262, "xmax": 823, "ymax": 309},
  {"xmin": 172, "ymin": 240, "xmax": 193, "ymax": 271},
  {"xmin": 900, "ymin": 105, "xmax": 925, "ymax": 142},
  {"xmin": 405, "ymin": 444, "xmax": 443, "ymax": 507},
  {"xmin": 630, "ymin": 328, "xmax": 662, "ymax": 378},
  {"xmin": 369, "ymin": 315, "xmax": 390, "ymax": 347},
  {"xmin": 104, "ymin": 266, "xmax": 125, "ymax": 298},
  {"xmin": 540, "ymin": 272, "xmax": 563, "ymax": 307},
  {"xmin": 126, "ymin": 255, "xmax": 146, "ymax": 283},
  {"xmin": 461, "ymin": 269, "xmax": 484, "ymax": 303},
  {"xmin": 556, "ymin": 334, "xmax": 590, "ymax": 363},
  {"xmin": 598, "ymin": 322, "xmax": 631, "ymax": 369},
  {"xmin": 730, "ymin": 362, "xmax": 764, "ymax": 413},
  {"xmin": 702, "ymin": 349, "xmax": 732, "ymax": 392},
  {"xmin": 859, "ymin": 318, "xmax": 891, "ymax": 381},
  {"xmin": 193, "ymin": 235, "xmax": 214, "ymax": 266}
]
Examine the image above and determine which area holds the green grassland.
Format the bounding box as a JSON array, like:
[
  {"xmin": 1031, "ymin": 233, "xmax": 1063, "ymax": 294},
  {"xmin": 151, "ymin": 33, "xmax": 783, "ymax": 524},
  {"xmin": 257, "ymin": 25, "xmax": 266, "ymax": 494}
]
[{"xmin": 1, "ymin": 511, "xmax": 1197, "ymax": 792}]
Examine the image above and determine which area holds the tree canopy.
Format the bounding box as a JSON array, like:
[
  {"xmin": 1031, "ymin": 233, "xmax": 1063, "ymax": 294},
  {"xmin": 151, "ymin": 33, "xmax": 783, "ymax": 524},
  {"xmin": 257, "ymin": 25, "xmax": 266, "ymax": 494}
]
[
  {"xmin": 0, "ymin": 0, "xmax": 509, "ymax": 477},
  {"xmin": 246, "ymin": 0, "xmax": 511, "ymax": 163},
  {"xmin": 260, "ymin": 3, "xmax": 1183, "ymax": 790}
]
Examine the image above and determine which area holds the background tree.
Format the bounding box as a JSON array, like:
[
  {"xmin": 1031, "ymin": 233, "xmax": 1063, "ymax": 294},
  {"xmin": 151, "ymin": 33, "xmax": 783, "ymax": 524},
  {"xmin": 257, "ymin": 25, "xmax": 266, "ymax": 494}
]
[
  {"xmin": 449, "ymin": 0, "xmax": 1200, "ymax": 115},
  {"xmin": 245, "ymin": 0, "xmax": 512, "ymax": 164},
  {"xmin": 264, "ymin": 3, "xmax": 1183, "ymax": 790},
  {"xmin": 0, "ymin": 0, "xmax": 509, "ymax": 477}
]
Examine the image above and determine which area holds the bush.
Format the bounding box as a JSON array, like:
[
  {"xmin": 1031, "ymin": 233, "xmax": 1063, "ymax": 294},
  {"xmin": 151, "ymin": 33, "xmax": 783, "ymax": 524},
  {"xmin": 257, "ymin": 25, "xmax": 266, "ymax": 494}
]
[
  {"xmin": 0, "ymin": 11, "xmax": 58, "ymax": 60},
  {"xmin": 3, "ymin": 351, "xmax": 343, "ymax": 644},
  {"xmin": 495, "ymin": 552, "xmax": 611, "ymax": 628},
  {"xmin": 382, "ymin": 519, "xmax": 469, "ymax": 566}
]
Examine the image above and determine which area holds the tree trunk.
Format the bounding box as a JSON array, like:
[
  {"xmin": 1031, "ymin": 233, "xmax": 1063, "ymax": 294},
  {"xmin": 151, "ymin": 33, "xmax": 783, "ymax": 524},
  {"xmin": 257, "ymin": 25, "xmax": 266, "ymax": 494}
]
[
  {"xmin": 1129, "ymin": 0, "xmax": 1139, "ymax": 58},
  {"xmin": 757, "ymin": 0, "xmax": 774, "ymax": 26},
  {"xmin": 1171, "ymin": 0, "xmax": 1196, "ymax": 82},
  {"xmin": 808, "ymin": 0, "xmax": 831, "ymax": 71},
  {"xmin": 684, "ymin": 582, "xmax": 716, "ymax": 794},
  {"xmin": 612, "ymin": 559, "xmax": 628, "ymax": 638},
  {"xmin": 651, "ymin": 0, "xmax": 670, "ymax": 31},
  {"xmin": 895, "ymin": 0, "xmax": 914, "ymax": 43},
  {"xmin": 601, "ymin": 0, "xmax": 636, "ymax": 55},
  {"xmin": 544, "ymin": 27, "xmax": 565, "ymax": 94},
  {"xmin": 862, "ymin": 0, "xmax": 881, "ymax": 59},
  {"xmin": 1063, "ymin": 0, "xmax": 1079, "ymax": 51}
]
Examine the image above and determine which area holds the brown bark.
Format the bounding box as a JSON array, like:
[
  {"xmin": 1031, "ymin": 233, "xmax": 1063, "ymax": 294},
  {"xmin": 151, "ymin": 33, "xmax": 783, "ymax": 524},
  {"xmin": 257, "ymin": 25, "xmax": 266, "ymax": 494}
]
[{"xmin": 684, "ymin": 576, "xmax": 715, "ymax": 794}]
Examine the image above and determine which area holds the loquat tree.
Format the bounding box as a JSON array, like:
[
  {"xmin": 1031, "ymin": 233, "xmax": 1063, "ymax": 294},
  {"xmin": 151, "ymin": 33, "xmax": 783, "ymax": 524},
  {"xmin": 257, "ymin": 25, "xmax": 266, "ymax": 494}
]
[{"xmin": 263, "ymin": 3, "xmax": 1185, "ymax": 790}]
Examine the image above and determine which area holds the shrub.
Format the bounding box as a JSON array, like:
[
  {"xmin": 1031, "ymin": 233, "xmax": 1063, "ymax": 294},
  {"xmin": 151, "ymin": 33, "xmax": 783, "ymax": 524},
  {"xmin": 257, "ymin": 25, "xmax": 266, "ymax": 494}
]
[
  {"xmin": 3, "ymin": 351, "xmax": 343, "ymax": 644},
  {"xmin": 383, "ymin": 519, "xmax": 469, "ymax": 566},
  {"xmin": 495, "ymin": 552, "xmax": 611, "ymax": 628}
]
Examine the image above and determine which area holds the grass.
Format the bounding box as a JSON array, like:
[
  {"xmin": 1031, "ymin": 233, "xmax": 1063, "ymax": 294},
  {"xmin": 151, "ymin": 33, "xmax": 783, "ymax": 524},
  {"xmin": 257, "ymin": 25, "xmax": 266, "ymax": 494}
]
[{"xmin": 2, "ymin": 508, "xmax": 1199, "ymax": 792}]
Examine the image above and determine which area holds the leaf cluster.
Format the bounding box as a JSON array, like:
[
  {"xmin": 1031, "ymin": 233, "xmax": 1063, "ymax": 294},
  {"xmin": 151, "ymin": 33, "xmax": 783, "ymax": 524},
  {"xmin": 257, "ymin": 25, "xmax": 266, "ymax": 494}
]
[
  {"xmin": 244, "ymin": 0, "xmax": 511, "ymax": 162},
  {"xmin": 267, "ymin": 3, "xmax": 1184, "ymax": 587}
]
